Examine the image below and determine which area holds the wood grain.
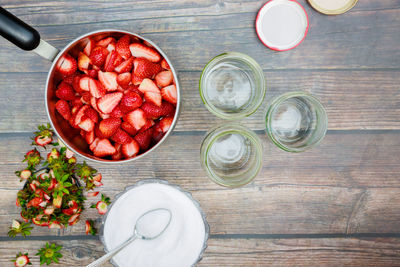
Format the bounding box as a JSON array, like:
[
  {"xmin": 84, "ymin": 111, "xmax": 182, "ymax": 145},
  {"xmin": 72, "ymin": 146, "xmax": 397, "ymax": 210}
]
[
  {"xmin": 0, "ymin": 1, "xmax": 399, "ymax": 73},
  {"xmin": 1, "ymin": 70, "xmax": 400, "ymax": 133},
  {"xmin": 1, "ymin": 237, "xmax": 400, "ymax": 266}
]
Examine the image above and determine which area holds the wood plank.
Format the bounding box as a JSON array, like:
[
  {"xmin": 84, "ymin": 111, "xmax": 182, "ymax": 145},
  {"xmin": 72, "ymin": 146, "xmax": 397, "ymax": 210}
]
[
  {"xmin": 0, "ymin": 0, "xmax": 399, "ymax": 72},
  {"xmin": 0, "ymin": 132, "xmax": 400, "ymax": 236},
  {"xmin": 1, "ymin": 237, "xmax": 400, "ymax": 266},
  {"xmin": 1, "ymin": 70, "xmax": 400, "ymax": 133}
]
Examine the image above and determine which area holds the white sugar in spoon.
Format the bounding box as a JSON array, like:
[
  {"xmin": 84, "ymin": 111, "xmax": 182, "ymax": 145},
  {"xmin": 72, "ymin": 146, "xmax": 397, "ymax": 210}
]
[{"xmin": 87, "ymin": 208, "xmax": 172, "ymax": 267}]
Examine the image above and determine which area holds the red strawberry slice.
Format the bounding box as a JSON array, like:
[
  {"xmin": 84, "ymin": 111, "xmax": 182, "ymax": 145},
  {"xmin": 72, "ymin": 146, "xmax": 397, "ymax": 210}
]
[
  {"xmin": 84, "ymin": 38, "xmax": 94, "ymax": 56},
  {"xmin": 85, "ymin": 107, "xmax": 99, "ymax": 123},
  {"xmin": 97, "ymin": 92, "xmax": 123, "ymax": 114},
  {"xmin": 56, "ymin": 81, "xmax": 75, "ymax": 101},
  {"xmin": 107, "ymin": 42, "xmax": 116, "ymax": 52},
  {"xmin": 90, "ymin": 46, "xmax": 109, "ymax": 67},
  {"xmin": 99, "ymin": 117, "xmax": 121, "ymax": 138},
  {"xmin": 141, "ymin": 101, "xmax": 175, "ymax": 119},
  {"xmin": 131, "ymin": 74, "xmax": 144, "ymax": 85},
  {"xmin": 55, "ymin": 53, "xmax": 77, "ymax": 76},
  {"xmin": 68, "ymin": 213, "xmax": 80, "ymax": 226},
  {"xmin": 78, "ymin": 76, "xmax": 90, "ymax": 92},
  {"xmin": 81, "ymin": 92, "xmax": 91, "ymax": 104},
  {"xmin": 72, "ymin": 97, "xmax": 83, "ymax": 107},
  {"xmin": 85, "ymin": 130, "xmax": 95, "ymax": 144},
  {"xmin": 93, "ymin": 139, "xmax": 116, "ymax": 157},
  {"xmin": 74, "ymin": 105, "xmax": 90, "ymax": 126},
  {"xmin": 104, "ymin": 50, "xmax": 117, "ymax": 72},
  {"xmin": 55, "ymin": 99, "xmax": 71, "ymax": 120},
  {"xmin": 159, "ymin": 116, "xmax": 174, "ymax": 133},
  {"xmin": 125, "ymin": 109, "xmax": 147, "ymax": 130},
  {"xmin": 134, "ymin": 127, "xmax": 154, "ymax": 150},
  {"xmin": 122, "ymin": 140, "xmax": 140, "ymax": 158},
  {"xmin": 139, "ymin": 78, "xmax": 162, "ymax": 106},
  {"xmin": 112, "ymin": 143, "xmax": 123, "ymax": 160},
  {"xmin": 96, "ymin": 201, "xmax": 108, "ymax": 214},
  {"xmin": 110, "ymin": 105, "xmax": 124, "ymax": 118},
  {"xmin": 139, "ymin": 119, "xmax": 155, "ymax": 133},
  {"xmin": 152, "ymin": 126, "xmax": 164, "ymax": 143},
  {"xmin": 87, "ymin": 69, "xmax": 98, "ymax": 79},
  {"xmin": 78, "ymin": 52, "xmax": 91, "ymax": 71},
  {"xmin": 97, "ymin": 37, "xmax": 115, "ymax": 47},
  {"xmin": 78, "ymin": 117, "xmax": 95, "ymax": 132},
  {"xmin": 161, "ymin": 58, "xmax": 170, "ymax": 70},
  {"xmin": 89, "ymin": 78, "xmax": 106, "ymax": 98},
  {"xmin": 114, "ymin": 57, "xmax": 134, "ymax": 73},
  {"xmin": 121, "ymin": 121, "xmax": 137, "ymax": 136},
  {"xmin": 145, "ymin": 91, "xmax": 162, "ymax": 107},
  {"xmin": 161, "ymin": 84, "xmax": 177, "ymax": 104},
  {"xmin": 63, "ymin": 72, "xmax": 78, "ymax": 84},
  {"xmin": 120, "ymin": 91, "xmax": 143, "ymax": 113},
  {"xmin": 111, "ymin": 128, "xmax": 132, "ymax": 144},
  {"xmin": 48, "ymin": 221, "xmax": 62, "ymax": 229},
  {"xmin": 155, "ymin": 70, "xmax": 173, "ymax": 87},
  {"xmin": 35, "ymin": 135, "xmax": 52, "ymax": 146},
  {"xmin": 116, "ymin": 35, "xmax": 132, "ymax": 59},
  {"xmin": 87, "ymin": 191, "xmax": 99, "ymax": 197},
  {"xmin": 90, "ymin": 137, "xmax": 100, "ymax": 151},
  {"xmin": 27, "ymin": 197, "xmax": 43, "ymax": 208},
  {"xmin": 98, "ymin": 71, "xmax": 118, "ymax": 91},
  {"xmin": 133, "ymin": 58, "xmax": 162, "ymax": 79},
  {"xmin": 126, "ymin": 84, "xmax": 143, "ymax": 97},
  {"xmin": 117, "ymin": 72, "xmax": 131, "ymax": 88},
  {"xmin": 93, "ymin": 174, "xmax": 102, "ymax": 182},
  {"xmin": 19, "ymin": 169, "xmax": 31, "ymax": 180},
  {"xmin": 15, "ymin": 254, "xmax": 30, "ymax": 267},
  {"xmin": 62, "ymin": 207, "xmax": 75, "ymax": 216},
  {"xmin": 129, "ymin": 43, "xmax": 161, "ymax": 62}
]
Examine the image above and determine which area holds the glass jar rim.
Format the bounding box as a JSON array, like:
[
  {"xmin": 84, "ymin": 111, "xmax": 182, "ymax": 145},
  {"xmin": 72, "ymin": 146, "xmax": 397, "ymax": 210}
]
[
  {"xmin": 199, "ymin": 52, "xmax": 267, "ymax": 120},
  {"xmin": 265, "ymin": 91, "xmax": 328, "ymax": 153}
]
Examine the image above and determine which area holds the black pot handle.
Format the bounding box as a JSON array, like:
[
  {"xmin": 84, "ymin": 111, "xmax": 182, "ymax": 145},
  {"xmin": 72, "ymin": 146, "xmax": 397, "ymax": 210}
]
[{"xmin": 0, "ymin": 6, "xmax": 40, "ymax": 50}]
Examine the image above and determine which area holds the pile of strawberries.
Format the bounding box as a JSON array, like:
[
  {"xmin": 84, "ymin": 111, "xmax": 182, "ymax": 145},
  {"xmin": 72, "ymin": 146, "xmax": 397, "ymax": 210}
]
[{"xmin": 54, "ymin": 34, "xmax": 177, "ymax": 159}]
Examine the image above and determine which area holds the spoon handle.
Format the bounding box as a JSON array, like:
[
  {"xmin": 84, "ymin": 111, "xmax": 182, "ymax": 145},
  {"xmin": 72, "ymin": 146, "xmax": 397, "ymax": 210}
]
[{"xmin": 86, "ymin": 235, "xmax": 137, "ymax": 267}]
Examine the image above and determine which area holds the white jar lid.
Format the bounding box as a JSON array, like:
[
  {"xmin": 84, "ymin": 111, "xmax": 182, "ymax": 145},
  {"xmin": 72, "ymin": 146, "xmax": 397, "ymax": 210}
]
[{"xmin": 256, "ymin": 0, "xmax": 309, "ymax": 51}]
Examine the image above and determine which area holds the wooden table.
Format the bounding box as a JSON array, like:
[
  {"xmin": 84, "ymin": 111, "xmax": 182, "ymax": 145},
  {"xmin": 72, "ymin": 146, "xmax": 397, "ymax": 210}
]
[{"xmin": 0, "ymin": 0, "xmax": 400, "ymax": 265}]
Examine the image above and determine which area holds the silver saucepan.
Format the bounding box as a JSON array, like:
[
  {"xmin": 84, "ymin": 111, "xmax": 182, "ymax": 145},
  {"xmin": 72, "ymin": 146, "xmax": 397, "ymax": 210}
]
[{"xmin": 0, "ymin": 7, "xmax": 181, "ymax": 163}]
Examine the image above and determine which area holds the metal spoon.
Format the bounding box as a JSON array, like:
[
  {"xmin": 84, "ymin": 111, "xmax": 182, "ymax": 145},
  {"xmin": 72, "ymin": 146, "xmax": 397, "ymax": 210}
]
[{"xmin": 86, "ymin": 208, "xmax": 172, "ymax": 267}]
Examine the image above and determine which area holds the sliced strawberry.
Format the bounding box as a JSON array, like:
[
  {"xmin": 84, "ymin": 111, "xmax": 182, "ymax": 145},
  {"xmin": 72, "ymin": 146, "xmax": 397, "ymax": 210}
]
[
  {"xmin": 79, "ymin": 76, "xmax": 91, "ymax": 92},
  {"xmin": 90, "ymin": 137, "xmax": 101, "ymax": 151},
  {"xmin": 85, "ymin": 220, "xmax": 92, "ymax": 235},
  {"xmin": 110, "ymin": 105, "xmax": 124, "ymax": 118},
  {"xmin": 19, "ymin": 169, "xmax": 31, "ymax": 180},
  {"xmin": 97, "ymin": 37, "xmax": 115, "ymax": 47},
  {"xmin": 120, "ymin": 91, "xmax": 143, "ymax": 113},
  {"xmin": 152, "ymin": 126, "xmax": 164, "ymax": 142},
  {"xmin": 161, "ymin": 58, "xmax": 170, "ymax": 70},
  {"xmin": 39, "ymin": 172, "xmax": 49, "ymax": 181},
  {"xmin": 48, "ymin": 221, "xmax": 62, "ymax": 229},
  {"xmin": 89, "ymin": 78, "xmax": 106, "ymax": 98},
  {"xmin": 129, "ymin": 43, "xmax": 161, "ymax": 62},
  {"xmin": 131, "ymin": 74, "xmax": 144, "ymax": 85},
  {"xmin": 78, "ymin": 52, "xmax": 91, "ymax": 71},
  {"xmin": 55, "ymin": 53, "xmax": 77, "ymax": 76},
  {"xmin": 111, "ymin": 128, "xmax": 133, "ymax": 144},
  {"xmin": 141, "ymin": 101, "xmax": 175, "ymax": 119},
  {"xmin": 133, "ymin": 58, "xmax": 162, "ymax": 79},
  {"xmin": 27, "ymin": 197, "xmax": 42, "ymax": 208},
  {"xmin": 85, "ymin": 107, "xmax": 99, "ymax": 123},
  {"xmin": 63, "ymin": 72, "xmax": 78, "ymax": 84},
  {"xmin": 35, "ymin": 136, "xmax": 52, "ymax": 146},
  {"xmin": 114, "ymin": 56, "xmax": 134, "ymax": 73},
  {"xmin": 99, "ymin": 118, "xmax": 121, "ymax": 138},
  {"xmin": 121, "ymin": 121, "xmax": 137, "ymax": 136},
  {"xmin": 155, "ymin": 70, "xmax": 173, "ymax": 87},
  {"xmin": 93, "ymin": 139, "xmax": 116, "ymax": 157},
  {"xmin": 87, "ymin": 191, "xmax": 99, "ymax": 197},
  {"xmin": 68, "ymin": 213, "xmax": 80, "ymax": 226},
  {"xmin": 85, "ymin": 130, "xmax": 95, "ymax": 144},
  {"xmin": 139, "ymin": 119, "xmax": 155, "ymax": 133},
  {"xmin": 81, "ymin": 92, "xmax": 91, "ymax": 104},
  {"xmin": 74, "ymin": 105, "xmax": 90, "ymax": 126},
  {"xmin": 62, "ymin": 208, "xmax": 75, "ymax": 216},
  {"xmin": 55, "ymin": 99, "xmax": 71, "ymax": 120},
  {"xmin": 84, "ymin": 38, "xmax": 94, "ymax": 56},
  {"xmin": 122, "ymin": 140, "xmax": 140, "ymax": 158},
  {"xmin": 56, "ymin": 81, "xmax": 75, "ymax": 101},
  {"xmin": 15, "ymin": 255, "xmax": 30, "ymax": 267},
  {"xmin": 93, "ymin": 174, "xmax": 102, "ymax": 182},
  {"xmin": 97, "ymin": 92, "xmax": 123, "ymax": 114},
  {"xmin": 116, "ymin": 35, "xmax": 132, "ymax": 59},
  {"xmin": 78, "ymin": 117, "xmax": 95, "ymax": 132},
  {"xmin": 72, "ymin": 97, "xmax": 83, "ymax": 108},
  {"xmin": 90, "ymin": 46, "xmax": 109, "ymax": 67},
  {"xmin": 161, "ymin": 84, "xmax": 177, "ymax": 104},
  {"xmin": 98, "ymin": 71, "xmax": 118, "ymax": 91},
  {"xmin": 125, "ymin": 109, "xmax": 147, "ymax": 130},
  {"xmin": 86, "ymin": 69, "xmax": 98, "ymax": 79},
  {"xmin": 126, "ymin": 84, "xmax": 143, "ymax": 97},
  {"xmin": 159, "ymin": 116, "xmax": 174, "ymax": 133},
  {"xmin": 139, "ymin": 78, "xmax": 162, "ymax": 106},
  {"xmin": 116, "ymin": 72, "xmax": 131, "ymax": 89},
  {"xmin": 104, "ymin": 50, "xmax": 122, "ymax": 72},
  {"xmin": 96, "ymin": 201, "xmax": 108, "ymax": 214},
  {"xmin": 112, "ymin": 144, "xmax": 123, "ymax": 160},
  {"xmin": 93, "ymin": 180, "xmax": 103, "ymax": 187},
  {"xmin": 107, "ymin": 42, "xmax": 116, "ymax": 52},
  {"xmin": 134, "ymin": 127, "xmax": 154, "ymax": 150}
]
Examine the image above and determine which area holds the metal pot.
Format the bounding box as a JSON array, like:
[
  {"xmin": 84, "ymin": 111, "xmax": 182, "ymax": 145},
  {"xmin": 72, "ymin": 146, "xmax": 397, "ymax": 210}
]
[{"xmin": 0, "ymin": 7, "xmax": 181, "ymax": 163}]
